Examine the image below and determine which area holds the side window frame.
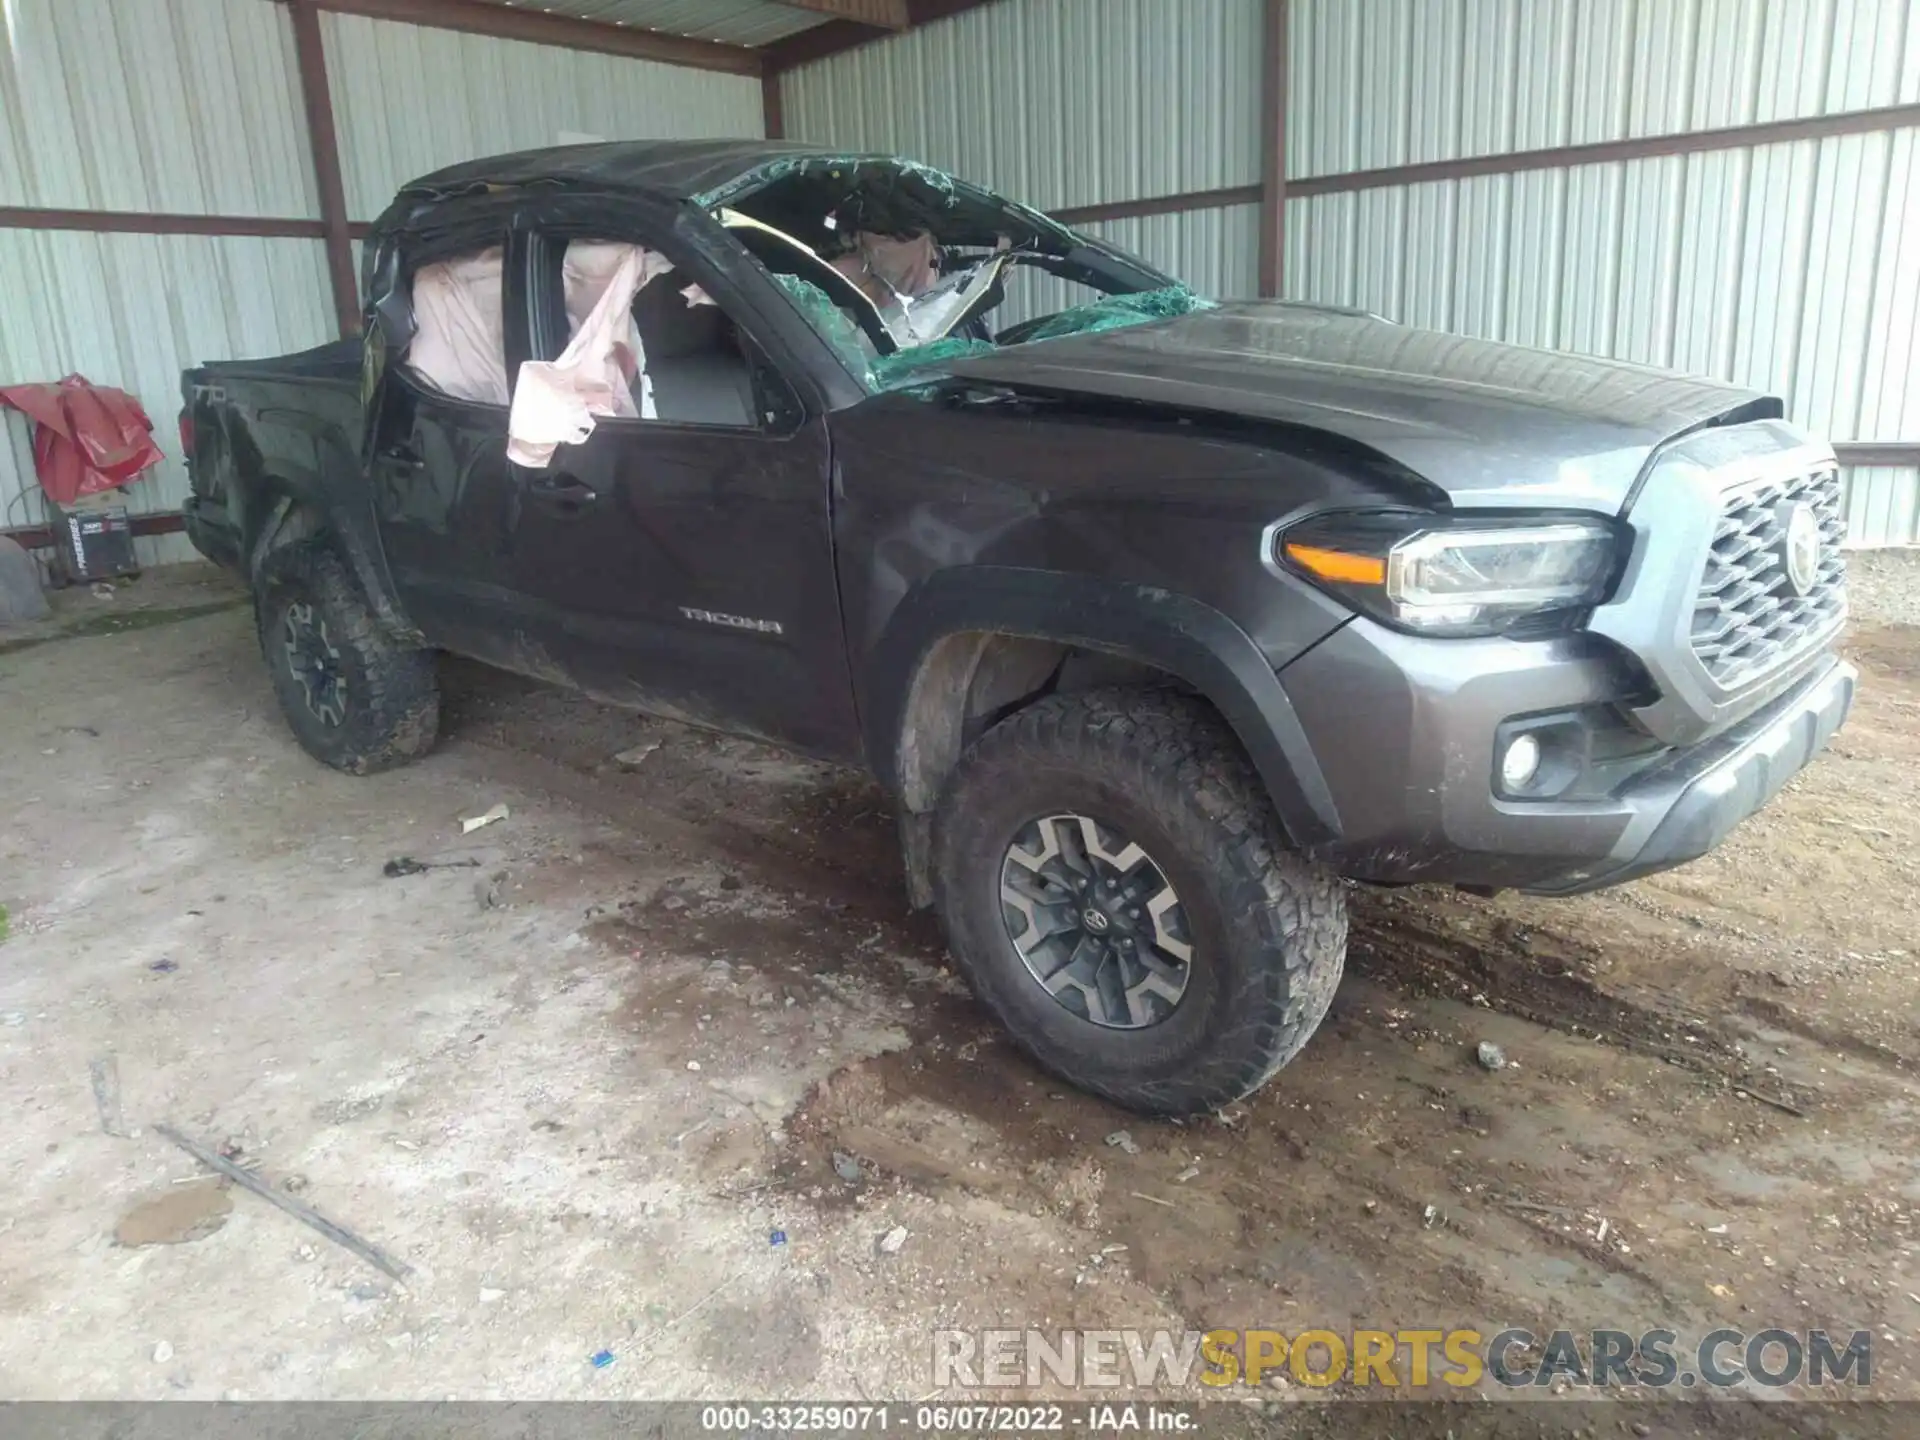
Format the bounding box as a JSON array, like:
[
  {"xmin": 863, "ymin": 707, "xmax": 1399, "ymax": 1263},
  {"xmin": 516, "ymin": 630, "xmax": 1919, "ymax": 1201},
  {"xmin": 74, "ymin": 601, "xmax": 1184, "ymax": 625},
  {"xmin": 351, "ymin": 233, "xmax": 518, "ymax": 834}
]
[
  {"xmin": 365, "ymin": 213, "xmax": 518, "ymax": 479},
  {"xmin": 522, "ymin": 216, "xmax": 810, "ymax": 437},
  {"xmin": 369, "ymin": 205, "xmax": 518, "ymax": 414}
]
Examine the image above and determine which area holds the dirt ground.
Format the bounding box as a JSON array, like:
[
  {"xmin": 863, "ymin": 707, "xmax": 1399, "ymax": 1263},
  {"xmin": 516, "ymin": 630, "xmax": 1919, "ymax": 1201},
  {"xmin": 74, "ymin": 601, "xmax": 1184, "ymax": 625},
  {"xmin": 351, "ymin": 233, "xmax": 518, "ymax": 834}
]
[{"xmin": 2, "ymin": 560, "xmax": 1917, "ymax": 1436}]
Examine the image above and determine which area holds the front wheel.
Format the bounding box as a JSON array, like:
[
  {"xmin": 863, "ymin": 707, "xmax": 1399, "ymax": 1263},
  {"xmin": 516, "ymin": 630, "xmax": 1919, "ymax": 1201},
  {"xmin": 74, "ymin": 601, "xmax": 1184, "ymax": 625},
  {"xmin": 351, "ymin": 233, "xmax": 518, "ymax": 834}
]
[
  {"xmin": 931, "ymin": 689, "xmax": 1346, "ymax": 1116},
  {"xmin": 256, "ymin": 540, "xmax": 439, "ymax": 774}
]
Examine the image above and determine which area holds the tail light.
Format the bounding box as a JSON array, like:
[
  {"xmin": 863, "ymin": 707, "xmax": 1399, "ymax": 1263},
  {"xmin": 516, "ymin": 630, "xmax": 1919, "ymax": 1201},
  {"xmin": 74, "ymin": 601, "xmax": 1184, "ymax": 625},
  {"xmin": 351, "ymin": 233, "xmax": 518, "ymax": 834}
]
[{"xmin": 178, "ymin": 409, "xmax": 194, "ymax": 456}]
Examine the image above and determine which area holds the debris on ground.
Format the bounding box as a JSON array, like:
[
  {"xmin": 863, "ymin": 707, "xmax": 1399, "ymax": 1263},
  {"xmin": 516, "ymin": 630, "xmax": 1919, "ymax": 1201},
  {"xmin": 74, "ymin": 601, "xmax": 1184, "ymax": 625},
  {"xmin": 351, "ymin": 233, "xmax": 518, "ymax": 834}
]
[
  {"xmin": 1104, "ymin": 1130, "xmax": 1141, "ymax": 1155},
  {"xmin": 1475, "ymin": 1041, "xmax": 1508, "ymax": 1071},
  {"xmin": 613, "ymin": 742, "xmax": 662, "ymax": 769},
  {"xmin": 88, "ymin": 1055, "xmax": 125, "ymax": 1137},
  {"xmin": 1733, "ymin": 1084, "xmax": 1807, "ymax": 1117},
  {"xmin": 769, "ymin": 1229, "xmax": 787, "ymax": 1246},
  {"xmin": 719, "ymin": 875, "xmax": 743, "ymax": 891},
  {"xmin": 475, "ymin": 870, "xmax": 508, "ymax": 910},
  {"xmin": 878, "ymin": 1226, "xmax": 908, "ymax": 1254},
  {"xmin": 154, "ymin": 1123, "xmax": 413, "ymax": 1281},
  {"xmin": 831, "ymin": 1151, "xmax": 863, "ymax": 1184},
  {"xmin": 151, "ymin": 1341, "xmax": 173, "ymax": 1365},
  {"xmin": 116, "ymin": 1182, "xmax": 232, "ymax": 1247},
  {"xmin": 383, "ymin": 855, "xmax": 482, "ymax": 878},
  {"xmin": 147, "ymin": 959, "xmax": 177, "ymax": 974},
  {"xmin": 1175, "ymin": 1164, "xmax": 1200, "ymax": 1183},
  {"xmin": 589, "ymin": 1349, "xmax": 616, "ymax": 1369},
  {"xmin": 460, "ymin": 803, "xmax": 510, "ymax": 835}
]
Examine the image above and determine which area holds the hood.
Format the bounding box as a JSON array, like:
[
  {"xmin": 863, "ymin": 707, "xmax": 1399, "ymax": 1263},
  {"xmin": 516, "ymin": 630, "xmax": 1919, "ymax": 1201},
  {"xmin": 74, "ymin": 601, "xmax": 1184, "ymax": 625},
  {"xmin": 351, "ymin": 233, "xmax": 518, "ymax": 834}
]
[{"xmin": 948, "ymin": 302, "xmax": 1780, "ymax": 511}]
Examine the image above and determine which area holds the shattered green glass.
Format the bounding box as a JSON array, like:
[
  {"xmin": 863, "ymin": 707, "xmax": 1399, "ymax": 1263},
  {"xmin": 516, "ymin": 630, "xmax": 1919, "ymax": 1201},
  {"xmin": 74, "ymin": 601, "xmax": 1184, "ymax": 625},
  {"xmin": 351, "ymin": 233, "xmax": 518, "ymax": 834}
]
[
  {"xmin": 769, "ymin": 274, "xmax": 997, "ymax": 393},
  {"xmin": 868, "ymin": 335, "xmax": 1000, "ymax": 389},
  {"xmin": 769, "ymin": 273, "xmax": 876, "ymax": 376},
  {"xmin": 1019, "ymin": 286, "xmax": 1215, "ymax": 344},
  {"xmin": 771, "ymin": 274, "xmax": 1212, "ymax": 399}
]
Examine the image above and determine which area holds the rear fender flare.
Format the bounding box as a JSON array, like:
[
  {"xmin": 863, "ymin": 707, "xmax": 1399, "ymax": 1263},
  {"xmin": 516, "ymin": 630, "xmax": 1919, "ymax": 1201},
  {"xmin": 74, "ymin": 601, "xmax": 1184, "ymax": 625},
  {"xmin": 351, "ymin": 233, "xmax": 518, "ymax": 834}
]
[{"xmin": 239, "ymin": 410, "xmax": 417, "ymax": 642}]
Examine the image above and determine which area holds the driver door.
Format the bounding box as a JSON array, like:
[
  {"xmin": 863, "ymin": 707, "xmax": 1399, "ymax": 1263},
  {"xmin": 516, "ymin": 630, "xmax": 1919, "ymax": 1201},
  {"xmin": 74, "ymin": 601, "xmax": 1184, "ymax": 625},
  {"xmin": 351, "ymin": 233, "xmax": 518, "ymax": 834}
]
[{"xmin": 496, "ymin": 226, "xmax": 861, "ymax": 763}]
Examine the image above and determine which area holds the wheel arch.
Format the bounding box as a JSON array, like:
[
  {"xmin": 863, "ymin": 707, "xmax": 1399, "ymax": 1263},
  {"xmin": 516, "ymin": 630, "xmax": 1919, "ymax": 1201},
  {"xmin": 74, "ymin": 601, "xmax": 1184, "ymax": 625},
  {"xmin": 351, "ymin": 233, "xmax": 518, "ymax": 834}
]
[
  {"xmin": 864, "ymin": 568, "xmax": 1345, "ymax": 901},
  {"xmin": 241, "ymin": 480, "xmax": 415, "ymax": 644},
  {"xmin": 230, "ymin": 401, "xmax": 417, "ymax": 644}
]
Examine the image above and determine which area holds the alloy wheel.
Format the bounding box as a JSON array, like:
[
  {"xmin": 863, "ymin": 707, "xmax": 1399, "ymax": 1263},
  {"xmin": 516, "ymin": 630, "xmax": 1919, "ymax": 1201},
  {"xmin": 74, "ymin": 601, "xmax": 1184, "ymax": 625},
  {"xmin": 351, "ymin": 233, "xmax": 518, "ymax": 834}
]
[
  {"xmin": 999, "ymin": 812, "xmax": 1193, "ymax": 1029},
  {"xmin": 281, "ymin": 600, "xmax": 348, "ymax": 727}
]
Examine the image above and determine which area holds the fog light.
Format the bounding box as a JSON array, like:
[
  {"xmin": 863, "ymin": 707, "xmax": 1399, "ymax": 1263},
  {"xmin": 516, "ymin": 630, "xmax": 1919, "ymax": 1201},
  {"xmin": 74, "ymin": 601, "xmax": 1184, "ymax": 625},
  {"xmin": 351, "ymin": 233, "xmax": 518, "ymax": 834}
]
[{"xmin": 1500, "ymin": 733, "xmax": 1542, "ymax": 791}]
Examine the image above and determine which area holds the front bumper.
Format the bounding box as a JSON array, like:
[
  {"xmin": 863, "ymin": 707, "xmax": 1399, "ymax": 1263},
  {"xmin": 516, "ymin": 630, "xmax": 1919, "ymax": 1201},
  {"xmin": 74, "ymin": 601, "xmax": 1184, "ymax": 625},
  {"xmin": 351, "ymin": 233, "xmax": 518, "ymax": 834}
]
[
  {"xmin": 1281, "ymin": 616, "xmax": 1854, "ymax": 893},
  {"xmin": 1525, "ymin": 655, "xmax": 1853, "ymax": 893}
]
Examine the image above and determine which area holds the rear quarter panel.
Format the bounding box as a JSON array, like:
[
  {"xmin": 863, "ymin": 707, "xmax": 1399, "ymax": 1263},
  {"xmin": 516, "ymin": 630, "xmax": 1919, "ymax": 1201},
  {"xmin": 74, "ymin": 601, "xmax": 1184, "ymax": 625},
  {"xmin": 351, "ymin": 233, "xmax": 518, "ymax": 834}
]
[{"xmin": 185, "ymin": 352, "xmax": 410, "ymax": 635}]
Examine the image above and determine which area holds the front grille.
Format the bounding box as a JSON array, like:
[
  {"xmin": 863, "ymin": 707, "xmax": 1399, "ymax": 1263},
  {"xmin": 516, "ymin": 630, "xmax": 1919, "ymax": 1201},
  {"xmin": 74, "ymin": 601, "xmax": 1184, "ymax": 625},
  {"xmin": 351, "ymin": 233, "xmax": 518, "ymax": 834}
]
[{"xmin": 1690, "ymin": 466, "xmax": 1846, "ymax": 687}]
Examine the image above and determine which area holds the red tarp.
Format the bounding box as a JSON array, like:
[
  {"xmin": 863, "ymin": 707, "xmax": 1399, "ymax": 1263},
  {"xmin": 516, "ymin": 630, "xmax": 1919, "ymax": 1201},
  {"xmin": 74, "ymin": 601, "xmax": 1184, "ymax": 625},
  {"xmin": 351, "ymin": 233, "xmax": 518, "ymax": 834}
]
[{"xmin": 0, "ymin": 374, "xmax": 163, "ymax": 506}]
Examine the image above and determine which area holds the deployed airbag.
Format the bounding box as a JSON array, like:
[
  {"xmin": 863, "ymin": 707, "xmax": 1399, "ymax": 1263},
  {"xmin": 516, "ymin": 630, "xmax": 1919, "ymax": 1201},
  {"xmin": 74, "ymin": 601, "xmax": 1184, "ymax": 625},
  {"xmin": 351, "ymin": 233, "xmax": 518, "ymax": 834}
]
[
  {"xmin": 408, "ymin": 248, "xmax": 509, "ymax": 404},
  {"xmin": 508, "ymin": 242, "xmax": 673, "ymax": 467}
]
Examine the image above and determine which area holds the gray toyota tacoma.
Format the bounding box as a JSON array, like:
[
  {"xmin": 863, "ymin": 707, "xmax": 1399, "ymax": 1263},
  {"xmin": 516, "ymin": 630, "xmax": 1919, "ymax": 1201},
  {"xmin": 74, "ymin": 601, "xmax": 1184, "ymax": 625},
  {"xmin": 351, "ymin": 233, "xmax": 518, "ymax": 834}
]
[{"xmin": 181, "ymin": 141, "xmax": 1855, "ymax": 1115}]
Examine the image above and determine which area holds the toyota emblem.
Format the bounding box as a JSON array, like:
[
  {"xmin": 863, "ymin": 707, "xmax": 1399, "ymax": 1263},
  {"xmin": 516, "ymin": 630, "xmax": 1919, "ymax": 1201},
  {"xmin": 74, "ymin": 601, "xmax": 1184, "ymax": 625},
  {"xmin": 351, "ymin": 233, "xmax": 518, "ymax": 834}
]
[{"xmin": 1779, "ymin": 501, "xmax": 1822, "ymax": 596}]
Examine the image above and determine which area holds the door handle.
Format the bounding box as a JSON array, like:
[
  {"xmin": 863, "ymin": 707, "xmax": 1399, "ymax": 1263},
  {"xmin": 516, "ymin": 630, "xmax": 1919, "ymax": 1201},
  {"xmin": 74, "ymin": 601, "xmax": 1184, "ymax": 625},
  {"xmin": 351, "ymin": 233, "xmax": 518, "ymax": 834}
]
[
  {"xmin": 526, "ymin": 473, "xmax": 599, "ymax": 505},
  {"xmin": 381, "ymin": 444, "xmax": 426, "ymax": 470}
]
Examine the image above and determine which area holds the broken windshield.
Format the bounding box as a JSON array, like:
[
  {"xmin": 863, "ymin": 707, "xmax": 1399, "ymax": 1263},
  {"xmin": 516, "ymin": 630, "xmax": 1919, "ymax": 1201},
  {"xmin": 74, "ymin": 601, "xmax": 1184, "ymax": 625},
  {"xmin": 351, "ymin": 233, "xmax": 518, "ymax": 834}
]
[{"xmin": 712, "ymin": 155, "xmax": 1212, "ymax": 394}]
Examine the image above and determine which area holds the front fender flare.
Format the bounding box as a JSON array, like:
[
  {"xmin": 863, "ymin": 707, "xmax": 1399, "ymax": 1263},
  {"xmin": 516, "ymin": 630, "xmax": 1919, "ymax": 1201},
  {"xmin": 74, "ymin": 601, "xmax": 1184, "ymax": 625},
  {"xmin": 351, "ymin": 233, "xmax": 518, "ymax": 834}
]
[{"xmin": 863, "ymin": 567, "xmax": 1344, "ymax": 849}]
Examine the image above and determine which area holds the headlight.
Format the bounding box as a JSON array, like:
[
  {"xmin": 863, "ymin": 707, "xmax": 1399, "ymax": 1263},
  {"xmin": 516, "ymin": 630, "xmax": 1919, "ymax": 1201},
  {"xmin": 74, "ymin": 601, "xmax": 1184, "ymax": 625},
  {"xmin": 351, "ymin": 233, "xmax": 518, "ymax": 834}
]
[{"xmin": 1278, "ymin": 511, "xmax": 1620, "ymax": 636}]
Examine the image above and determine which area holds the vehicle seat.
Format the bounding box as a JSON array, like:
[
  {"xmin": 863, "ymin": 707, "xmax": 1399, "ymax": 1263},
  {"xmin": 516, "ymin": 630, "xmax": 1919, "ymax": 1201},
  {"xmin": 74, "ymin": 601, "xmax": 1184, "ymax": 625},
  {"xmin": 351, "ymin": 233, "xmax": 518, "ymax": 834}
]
[{"xmin": 633, "ymin": 274, "xmax": 757, "ymax": 427}]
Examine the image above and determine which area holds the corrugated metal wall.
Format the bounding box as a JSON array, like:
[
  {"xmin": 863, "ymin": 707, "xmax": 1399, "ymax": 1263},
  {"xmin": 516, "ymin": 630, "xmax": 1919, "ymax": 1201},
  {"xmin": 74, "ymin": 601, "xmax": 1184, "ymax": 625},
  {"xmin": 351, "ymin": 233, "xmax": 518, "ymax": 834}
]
[
  {"xmin": 0, "ymin": 0, "xmax": 765, "ymax": 569},
  {"xmin": 1288, "ymin": 0, "xmax": 1920, "ymax": 173},
  {"xmin": 1286, "ymin": 0, "xmax": 1920, "ymax": 546},
  {"xmin": 781, "ymin": 0, "xmax": 1919, "ymax": 547},
  {"xmin": 0, "ymin": 0, "xmax": 325, "ymax": 564},
  {"xmin": 0, "ymin": 0, "xmax": 316, "ymax": 216},
  {"xmin": 0, "ymin": 231, "xmax": 340, "ymax": 562},
  {"xmin": 781, "ymin": 0, "xmax": 1265, "ymax": 308},
  {"xmin": 322, "ymin": 12, "xmax": 762, "ymax": 223}
]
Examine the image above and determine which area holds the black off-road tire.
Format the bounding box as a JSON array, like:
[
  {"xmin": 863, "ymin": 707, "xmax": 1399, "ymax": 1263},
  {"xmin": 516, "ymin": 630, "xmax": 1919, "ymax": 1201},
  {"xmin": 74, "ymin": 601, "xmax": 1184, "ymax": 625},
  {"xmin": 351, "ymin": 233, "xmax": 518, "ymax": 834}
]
[
  {"xmin": 931, "ymin": 688, "xmax": 1346, "ymax": 1116},
  {"xmin": 255, "ymin": 540, "xmax": 439, "ymax": 774}
]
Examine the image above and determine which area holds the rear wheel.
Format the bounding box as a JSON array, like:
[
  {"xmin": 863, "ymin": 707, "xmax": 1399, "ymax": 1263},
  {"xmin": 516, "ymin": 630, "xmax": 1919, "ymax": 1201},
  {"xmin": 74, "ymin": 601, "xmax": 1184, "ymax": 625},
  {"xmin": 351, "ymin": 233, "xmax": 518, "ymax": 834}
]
[
  {"xmin": 931, "ymin": 688, "xmax": 1346, "ymax": 1116},
  {"xmin": 256, "ymin": 540, "xmax": 439, "ymax": 774}
]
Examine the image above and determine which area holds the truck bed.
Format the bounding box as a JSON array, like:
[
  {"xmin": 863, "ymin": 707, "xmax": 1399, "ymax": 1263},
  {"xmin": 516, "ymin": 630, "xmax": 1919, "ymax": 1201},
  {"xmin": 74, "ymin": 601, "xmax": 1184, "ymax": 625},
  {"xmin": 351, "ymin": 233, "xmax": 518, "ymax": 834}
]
[
  {"xmin": 182, "ymin": 339, "xmax": 367, "ymax": 573},
  {"xmin": 199, "ymin": 337, "xmax": 364, "ymax": 383}
]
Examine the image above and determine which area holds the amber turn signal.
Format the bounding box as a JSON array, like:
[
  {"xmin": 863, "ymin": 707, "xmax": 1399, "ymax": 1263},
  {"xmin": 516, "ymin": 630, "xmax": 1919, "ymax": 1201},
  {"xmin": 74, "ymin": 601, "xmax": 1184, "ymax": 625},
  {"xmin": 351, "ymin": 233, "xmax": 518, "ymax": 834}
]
[{"xmin": 1282, "ymin": 542, "xmax": 1387, "ymax": 586}]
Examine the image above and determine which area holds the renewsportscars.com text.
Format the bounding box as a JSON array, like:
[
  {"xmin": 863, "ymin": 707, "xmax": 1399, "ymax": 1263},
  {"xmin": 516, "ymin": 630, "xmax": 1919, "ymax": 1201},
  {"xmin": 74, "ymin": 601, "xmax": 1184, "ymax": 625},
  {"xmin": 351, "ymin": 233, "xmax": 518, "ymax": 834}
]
[{"xmin": 933, "ymin": 1327, "xmax": 1872, "ymax": 1390}]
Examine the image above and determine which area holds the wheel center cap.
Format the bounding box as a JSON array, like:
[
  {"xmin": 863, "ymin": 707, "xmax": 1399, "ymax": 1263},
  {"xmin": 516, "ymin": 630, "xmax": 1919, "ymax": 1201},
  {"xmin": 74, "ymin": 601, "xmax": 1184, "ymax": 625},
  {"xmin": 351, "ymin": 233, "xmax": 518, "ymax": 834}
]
[{"xmin": 1001, "ymin": 812, "xmax": 1193, "ymax": 1031}]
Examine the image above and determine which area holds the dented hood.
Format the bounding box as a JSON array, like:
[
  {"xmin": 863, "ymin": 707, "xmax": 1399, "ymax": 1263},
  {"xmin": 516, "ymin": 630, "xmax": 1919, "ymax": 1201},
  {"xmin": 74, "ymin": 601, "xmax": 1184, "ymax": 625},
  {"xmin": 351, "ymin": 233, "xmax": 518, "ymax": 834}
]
[{"xmin": 949, "ymin": 302, "xmax": 1778, "ymax": 512}]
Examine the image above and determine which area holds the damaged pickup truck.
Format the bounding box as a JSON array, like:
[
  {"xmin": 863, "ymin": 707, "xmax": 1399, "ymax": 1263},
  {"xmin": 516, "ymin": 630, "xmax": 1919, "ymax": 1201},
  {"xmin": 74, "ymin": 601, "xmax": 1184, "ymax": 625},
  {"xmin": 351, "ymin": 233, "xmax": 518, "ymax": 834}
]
[{"xmin": 182, "ymin": 140, "xmax": 1855, "ymax": 1116}]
